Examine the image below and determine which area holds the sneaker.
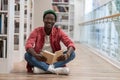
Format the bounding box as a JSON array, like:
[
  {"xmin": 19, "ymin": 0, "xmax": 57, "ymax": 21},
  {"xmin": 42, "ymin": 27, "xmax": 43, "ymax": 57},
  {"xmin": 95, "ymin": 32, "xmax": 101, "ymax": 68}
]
[
  {"xmin": 26, "ymin": 62, "xmax": 34, "ymax": 73},
  {"xmin": 47, "ymin": 64, "xmax": 55, "ymax": 73},
  {"xmin": 54, "ymin": 67, "xmax": 70, "ymax": 75},
  {"xmin": 33, "ymin": 67, "xmax": 46, "ymax": 74}
]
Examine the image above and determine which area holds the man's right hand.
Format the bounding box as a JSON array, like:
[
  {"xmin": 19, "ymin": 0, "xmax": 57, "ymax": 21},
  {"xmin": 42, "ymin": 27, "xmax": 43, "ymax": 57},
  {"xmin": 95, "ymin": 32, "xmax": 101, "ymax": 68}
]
[
  {"xmin": 34, "ymin": 54, "xmax": 47, "ymax": 62},
  {"xmin": 27, "ymin": 48, "xmax": 47, "ymax": 62}
]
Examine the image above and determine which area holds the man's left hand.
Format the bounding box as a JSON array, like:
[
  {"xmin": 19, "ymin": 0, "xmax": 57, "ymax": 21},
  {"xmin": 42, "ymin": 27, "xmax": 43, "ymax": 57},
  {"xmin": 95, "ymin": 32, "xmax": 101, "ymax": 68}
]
[{"xmin": 57, "ymin": 54, "xmax": 67, "ymax": 61}]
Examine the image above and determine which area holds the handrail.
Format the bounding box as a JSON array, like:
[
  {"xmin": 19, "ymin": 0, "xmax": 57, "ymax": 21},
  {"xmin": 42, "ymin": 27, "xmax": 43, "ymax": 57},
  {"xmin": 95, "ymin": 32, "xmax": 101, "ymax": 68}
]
[{"xmin": 79, "ymin": 13, "xmax": 120, "ymax": 25}]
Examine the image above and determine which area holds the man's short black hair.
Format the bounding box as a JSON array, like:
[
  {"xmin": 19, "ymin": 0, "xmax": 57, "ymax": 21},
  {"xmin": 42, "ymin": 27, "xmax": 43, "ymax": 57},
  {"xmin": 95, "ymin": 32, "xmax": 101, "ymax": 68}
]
[{"xmin": 43, "ymin": 9, "xmax": 57, "ymax": 21}]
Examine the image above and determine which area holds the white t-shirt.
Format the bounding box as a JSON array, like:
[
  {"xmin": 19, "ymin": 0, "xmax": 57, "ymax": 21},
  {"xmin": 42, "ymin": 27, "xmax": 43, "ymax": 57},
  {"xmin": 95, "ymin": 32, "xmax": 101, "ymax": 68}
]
[{"xmin": 42, "ymin": 35, "xmax": 52, "ymax": 52}]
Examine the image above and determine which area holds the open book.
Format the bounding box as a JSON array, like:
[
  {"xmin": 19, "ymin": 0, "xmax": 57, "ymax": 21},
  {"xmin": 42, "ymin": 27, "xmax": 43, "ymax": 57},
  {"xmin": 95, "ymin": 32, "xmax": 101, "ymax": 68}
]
[{"xmin": 41, "ymin": 50, "xmax": 63, "ymax": 64}]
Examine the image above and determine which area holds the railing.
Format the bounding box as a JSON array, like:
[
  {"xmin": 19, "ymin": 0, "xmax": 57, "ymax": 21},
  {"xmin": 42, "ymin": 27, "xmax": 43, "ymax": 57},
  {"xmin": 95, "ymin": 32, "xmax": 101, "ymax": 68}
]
[
  {"xmin": 79, "ymin": 0, "xmax": 120, "ymax": 65},
  {"xmin": 80, "ymin": 13, "xmax": 120, "ymax": 25}
]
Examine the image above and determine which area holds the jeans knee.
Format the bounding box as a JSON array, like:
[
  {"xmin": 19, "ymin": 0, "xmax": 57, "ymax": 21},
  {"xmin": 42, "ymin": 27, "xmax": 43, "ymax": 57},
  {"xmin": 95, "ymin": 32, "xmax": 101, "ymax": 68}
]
[
  {"xmin": 70, "ymin": 51, "xmax": 76, "ymax": 60},
  {"xmin": 24, "ymin": 53, "xmax": 30, "ymax": 61}
]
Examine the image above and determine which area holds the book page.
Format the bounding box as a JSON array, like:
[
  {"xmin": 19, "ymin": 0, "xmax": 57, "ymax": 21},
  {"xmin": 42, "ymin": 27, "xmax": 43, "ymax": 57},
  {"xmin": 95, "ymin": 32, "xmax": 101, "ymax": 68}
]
[
  {"xmin": 41, "ymin": 50, "xmax": 63, "ymax": 64},
  {"xmin": 41, "ymin": 50, "xmax": 55, "ymax": 64}
]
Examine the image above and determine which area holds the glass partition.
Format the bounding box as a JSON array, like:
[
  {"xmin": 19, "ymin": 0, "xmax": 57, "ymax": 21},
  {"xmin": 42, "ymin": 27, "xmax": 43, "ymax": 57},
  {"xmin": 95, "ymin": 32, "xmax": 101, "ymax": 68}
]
[{"xmin": 79, "ymin": 0, "xmax": 120, "ymax": 63}]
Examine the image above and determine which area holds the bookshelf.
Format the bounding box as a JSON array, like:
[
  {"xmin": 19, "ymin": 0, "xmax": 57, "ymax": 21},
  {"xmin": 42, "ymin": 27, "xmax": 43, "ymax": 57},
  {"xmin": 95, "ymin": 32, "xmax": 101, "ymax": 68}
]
[
  {"xmin": 0, "ymin": 0, "xmax": 8, "ymax": 58},
  {"xmin": 13, "ymin": 0, "xmax": 34, "ymax": 65},
  {"xmin": 52, "ymin": 0, "xmax": 74, "ymax": 38},
  {"xmin": 0, "ymin": 0, "xmax": 9, "ymax": 73},
  {"xmin": 0, "ymin": 0, "xmax": 33, "ymax": 73},
  {"xmin": 52, "ymin": 0, "xmax": 69, "ymax": 35},
  {"xmin": 14, "ymin": 0, "xmax": 33, "ymax": 51}
]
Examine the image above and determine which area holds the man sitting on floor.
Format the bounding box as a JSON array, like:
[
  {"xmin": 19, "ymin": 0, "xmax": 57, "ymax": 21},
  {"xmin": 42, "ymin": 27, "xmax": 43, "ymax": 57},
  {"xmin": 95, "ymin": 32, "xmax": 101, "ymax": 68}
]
[{"xmin": 24, "ymin": 9, "xmax": 76, "ymax": 75}]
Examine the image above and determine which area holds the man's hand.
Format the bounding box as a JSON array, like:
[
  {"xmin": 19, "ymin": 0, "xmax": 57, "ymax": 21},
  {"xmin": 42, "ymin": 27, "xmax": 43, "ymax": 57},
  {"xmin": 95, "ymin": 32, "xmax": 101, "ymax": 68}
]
[
  {"xmin": 34, "ymin": 54, "xmax": 47, "ymax": 62},
  {"xmin": 57, "ymin": 54, "xmax": 67, "ymax": 61}
]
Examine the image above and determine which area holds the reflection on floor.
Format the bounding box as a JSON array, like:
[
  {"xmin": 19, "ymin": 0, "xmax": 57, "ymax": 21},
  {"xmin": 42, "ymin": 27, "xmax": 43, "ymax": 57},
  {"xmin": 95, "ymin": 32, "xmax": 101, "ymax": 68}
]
[{"xmin": 1, "ymin": 43, "xmax": 120, "ymax": 80}]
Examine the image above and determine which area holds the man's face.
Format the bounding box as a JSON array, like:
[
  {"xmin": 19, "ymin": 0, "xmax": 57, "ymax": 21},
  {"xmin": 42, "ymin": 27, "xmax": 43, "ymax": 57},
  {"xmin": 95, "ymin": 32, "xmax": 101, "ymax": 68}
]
[{"xmin": 43, "ymin": 14, "xmax": 56, "ymax": 29}]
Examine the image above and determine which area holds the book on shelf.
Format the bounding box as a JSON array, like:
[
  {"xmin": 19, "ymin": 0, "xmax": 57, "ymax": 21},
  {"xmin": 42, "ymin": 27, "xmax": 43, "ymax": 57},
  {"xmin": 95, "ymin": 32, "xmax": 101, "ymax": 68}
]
[
  {"xmin": 1, "ymin": 0, "xmax": 8, "ymax": 10},
  {"xmin": 64, "ymin": 0, "xmax": 68, "ymax": 2},
  {"xmin": 41, "ymin": 50, "xmax": 63, "ymax": 64},
  {"xmin": 53, "ymin": 0, "xmax": 68, "ymax": 2},
  {"xmin": 57, "ymin": 6, "xmax": 66, "ymax": 12},
  {"xmin": 53, "ymin": 0, "xmax": 62, "ymax": 2},
  {"xmin": 14, "ymin": 35, "xmax": 19, "ymax": 50},
  {"xmin": 14, "ymin": 35, "xmax": 19, "ymax": 45},
  {"xmin": 3, "ymin": 39, "xmax": 7, "ymax": 58},
  {"xmin": 14, "ymin": 21, "xmax": 19, "ymax": 33},
  {"xmin": 0, "ymin": 39, "xmax": 3, "ymax": 58},
  {"xmin": 62, "ymin": 15, "xmax": 68, "ymax": 20},
  {"xmin": 3, "ymin": 14, "xmax": 7, "ymax": 34},
  {"xmin": 0, "ymin": 14, "xmax": 8, "ymax": 34},
  {"xmin": 52, "ymin": 5, "xmax": 68, "ymax": 12},
  {"xmin": 0, "ymin": 15, "xmax": 1, "ymax": 34},
  {"xmin": 0, "ymin": 39, "xmax": 7, "ymax": 58},
  {"xmin": 15, "ymin": 2, "xmax": 20, "ymax": 11}
]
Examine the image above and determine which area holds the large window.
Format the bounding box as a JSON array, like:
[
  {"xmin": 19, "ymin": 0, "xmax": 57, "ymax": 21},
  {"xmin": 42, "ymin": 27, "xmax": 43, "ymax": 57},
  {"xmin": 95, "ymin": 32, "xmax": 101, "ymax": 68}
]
[
  {"xmin": 80, "ymin": 0, "xmax": 120, "ymax": 63},
  {"xmin": 85, "ymin": 0, "xmax": 93, "ymax": 14}
]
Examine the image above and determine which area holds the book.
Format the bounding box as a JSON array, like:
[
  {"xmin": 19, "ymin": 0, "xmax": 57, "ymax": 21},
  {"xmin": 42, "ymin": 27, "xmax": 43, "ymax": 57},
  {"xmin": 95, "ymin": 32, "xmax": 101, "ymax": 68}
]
[
  {"xmin": 57, "ymin": 6, "xmax": 66, "ymax": 12},
  {"xmin": 0, "ymin": 14, "xmax": 7, "ymax": 34},
  {"xmin": 14, "ymin": 21, "xmax": 19, "ymax": 33},
  {"xmin": 64, "ymin": 0, "xmax": 68, "ymax": 2},
  {"xmin": 52, "ymin": 5, "xmax": 68, "ymax": 12},
  {"xmin": 1, "ymin": 0, "xmax": 8, "ymax": 10},
  {"xmin": 53, "ymin": 0, "xmax": 62, "ymax": 2},
  {"xmin": 0, "ymin": 39, "xmax": 3, "ymax": 58},
  {"xmin": 3, "ymin": 39, "xmax": 7, "ymax": 58},
  {"xmin": 41, "ymin": 50, "xmax": 63, "ymax": 64},
  {"xmin": 0, "ymin": 39, "xmax": 7, "ymax": 58},
  {"xmin": 0, "ymin": 15, "xmax": 1, "ymax": 34}
]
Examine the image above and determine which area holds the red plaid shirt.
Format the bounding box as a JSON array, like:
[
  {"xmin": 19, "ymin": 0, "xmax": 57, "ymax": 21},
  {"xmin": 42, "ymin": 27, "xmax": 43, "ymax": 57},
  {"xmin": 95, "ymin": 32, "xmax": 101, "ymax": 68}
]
[{"xmin": 25, "ymin": 27, "xmax": 75, "ymax": 53}]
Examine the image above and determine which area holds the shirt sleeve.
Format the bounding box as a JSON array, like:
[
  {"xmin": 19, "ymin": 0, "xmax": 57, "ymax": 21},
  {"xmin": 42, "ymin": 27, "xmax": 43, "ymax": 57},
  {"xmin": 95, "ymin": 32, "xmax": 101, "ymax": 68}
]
[
  {"xmin": 25, "ymin": 28, "xmax": 38, "ymax": 51},
  {"xmin": 59, "ymin": 29, "xmax": 75, "ymax": 50}
]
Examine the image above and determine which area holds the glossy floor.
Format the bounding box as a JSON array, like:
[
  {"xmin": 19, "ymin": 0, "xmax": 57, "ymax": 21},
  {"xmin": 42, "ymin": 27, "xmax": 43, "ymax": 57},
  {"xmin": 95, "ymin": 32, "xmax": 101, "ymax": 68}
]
[{"xmin": 0, "ymin": 43, "xmax": 120, "ymax": 80}]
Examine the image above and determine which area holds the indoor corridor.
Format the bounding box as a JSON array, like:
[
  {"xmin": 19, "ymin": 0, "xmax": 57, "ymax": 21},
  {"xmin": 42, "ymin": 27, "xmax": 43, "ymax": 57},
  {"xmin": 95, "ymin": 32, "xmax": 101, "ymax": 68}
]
[
  {"xmin": 1, "ymin": 0, "xmax": 120, "ymax": 80},
  {"xmin": 0, "ymin": 43, "xmax": 120, "ymax": 80}
]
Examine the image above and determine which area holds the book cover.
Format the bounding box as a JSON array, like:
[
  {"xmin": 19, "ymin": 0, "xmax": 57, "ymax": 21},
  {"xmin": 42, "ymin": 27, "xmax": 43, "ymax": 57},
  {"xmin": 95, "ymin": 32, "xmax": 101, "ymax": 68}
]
[
  {"xmin": 0, "ymin": 39, "xmax": 7, "ymax": 58},
  {"xmin": 0, "ymin": 40, "xmax": 3, "ymax": 58},
  {"xmin": 3, "ymin": 39, "xmax": 7, "ymax": 58},
  {"xmin": 4, "ymin": 14, "xmax": 7, "ymax": 34},
  {"xmin": 41, "ymin": 50, "xmax": 63, "ymax": 64},
  {"xmin": 53, "ymin": 0, "xmax": 62, "ymax": 2},
  {"xmin": 0, "ymin": 14, "xmax": 7, "ymax": 34},
  {"xmin": 1, "ymin": 0, "xmax": 8, "ymax": 10},
  {"xmin": 64, "ymin": 0, "xmax": 68, "ymax": 2},
  {"xmin": 0, "ymin": 15, "xmax": 1, "ymax": 34},
  {"xmin": 57, "ymin": 6, "xmax": 65, "ymax": 12}
]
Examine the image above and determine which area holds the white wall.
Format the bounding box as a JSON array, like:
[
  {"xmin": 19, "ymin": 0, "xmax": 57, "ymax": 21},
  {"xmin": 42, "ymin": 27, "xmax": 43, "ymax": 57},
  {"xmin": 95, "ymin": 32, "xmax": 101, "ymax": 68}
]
[
  {"xmin": 73, "ymin": 0, "xmax": 84, "ymax": 42},
  {"xmin": 33, "ymin": 0, "xmax": 52, "ymax": 28}
]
